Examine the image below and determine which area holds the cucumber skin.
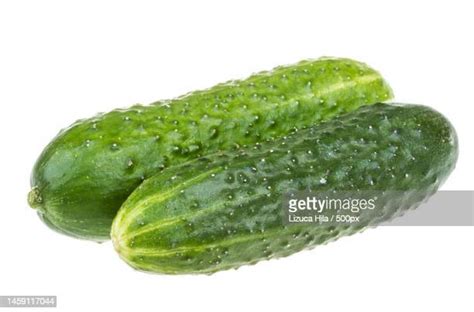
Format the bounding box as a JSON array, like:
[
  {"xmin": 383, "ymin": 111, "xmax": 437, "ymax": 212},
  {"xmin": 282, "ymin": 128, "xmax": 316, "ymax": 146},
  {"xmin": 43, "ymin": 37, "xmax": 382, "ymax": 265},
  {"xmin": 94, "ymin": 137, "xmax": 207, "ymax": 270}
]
[
  {"xmin": 28, "ymin": 57, "xmax": 392, "ymax": 241},
  {"xmin": 112, "ymin": 103, "xmax": 458, "ymax": 275}
]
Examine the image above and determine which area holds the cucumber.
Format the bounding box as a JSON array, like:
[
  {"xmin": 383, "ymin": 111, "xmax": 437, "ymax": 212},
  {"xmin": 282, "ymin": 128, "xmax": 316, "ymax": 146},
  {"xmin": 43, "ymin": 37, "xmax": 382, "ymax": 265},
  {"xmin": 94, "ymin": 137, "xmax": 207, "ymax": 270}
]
[
  {"xmin": 28, "ymin": 57, "xmax": 392, "ymax": 241},
  {"xmin": 111, "ymin": 103, "xmax": 458, "ymax": 274}
]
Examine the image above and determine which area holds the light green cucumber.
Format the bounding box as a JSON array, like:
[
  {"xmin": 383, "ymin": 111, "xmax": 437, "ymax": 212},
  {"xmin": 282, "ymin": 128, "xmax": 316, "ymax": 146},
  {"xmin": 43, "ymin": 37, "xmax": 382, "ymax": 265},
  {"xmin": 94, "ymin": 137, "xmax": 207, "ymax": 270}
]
[{"xmin": 28, "ymin": 57, "xmax": 392, "ymax": 241}]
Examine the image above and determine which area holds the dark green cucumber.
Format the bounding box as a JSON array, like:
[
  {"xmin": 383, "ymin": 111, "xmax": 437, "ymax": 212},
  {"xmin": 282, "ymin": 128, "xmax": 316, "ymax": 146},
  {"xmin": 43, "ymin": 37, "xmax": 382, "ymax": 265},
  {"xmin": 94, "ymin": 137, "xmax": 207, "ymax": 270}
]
[
  {"xmin": 111, "ymin": 103, "xmax": 458, "ymax": 274},
  {"xmin": 28, "ymin": 57, "xmax": 392, "ymax": 241}
]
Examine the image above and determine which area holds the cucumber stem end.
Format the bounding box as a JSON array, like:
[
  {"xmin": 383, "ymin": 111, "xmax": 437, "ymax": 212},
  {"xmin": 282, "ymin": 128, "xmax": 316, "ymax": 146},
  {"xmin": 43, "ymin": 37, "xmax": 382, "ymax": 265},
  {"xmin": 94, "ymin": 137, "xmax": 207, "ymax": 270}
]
[{"xmin": 28, "ymin": 186, "xmax": 43, "ymax": 209}]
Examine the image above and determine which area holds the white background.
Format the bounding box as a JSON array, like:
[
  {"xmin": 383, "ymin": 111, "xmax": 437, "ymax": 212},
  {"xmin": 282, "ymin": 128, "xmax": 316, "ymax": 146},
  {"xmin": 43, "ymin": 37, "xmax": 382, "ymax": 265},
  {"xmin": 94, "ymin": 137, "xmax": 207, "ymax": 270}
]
[{"xmin": 0, "ymin": 1, "xmax": 473, "ymax": 311}]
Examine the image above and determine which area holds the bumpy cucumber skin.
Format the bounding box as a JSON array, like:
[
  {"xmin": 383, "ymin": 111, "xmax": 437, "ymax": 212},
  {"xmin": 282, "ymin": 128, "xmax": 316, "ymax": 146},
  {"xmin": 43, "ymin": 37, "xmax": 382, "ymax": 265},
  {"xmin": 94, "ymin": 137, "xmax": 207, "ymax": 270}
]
[
  {"xmin": 112, "ymin": 103, "xmax": 458, "ymax": 274},
  {"xmin": 28, "ymin": 57, "xmax": 392, "ymax": 241}
]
